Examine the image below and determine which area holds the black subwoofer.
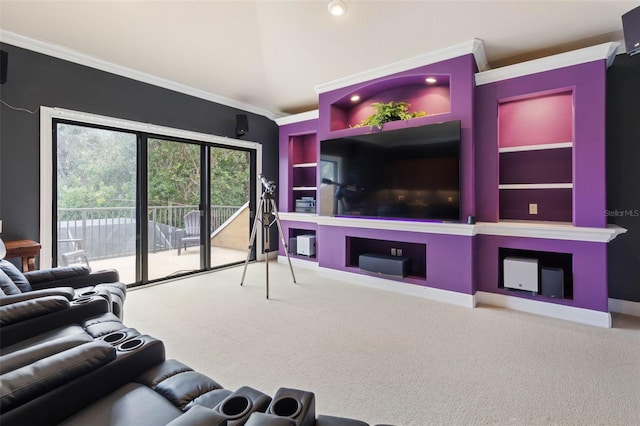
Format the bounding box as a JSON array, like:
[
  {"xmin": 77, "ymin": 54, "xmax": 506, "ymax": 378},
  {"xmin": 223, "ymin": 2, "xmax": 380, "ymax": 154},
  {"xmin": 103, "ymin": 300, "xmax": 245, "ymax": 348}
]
[{"xmin": 541, "ymin": 266, "xmax": 564, "ymax": 299}]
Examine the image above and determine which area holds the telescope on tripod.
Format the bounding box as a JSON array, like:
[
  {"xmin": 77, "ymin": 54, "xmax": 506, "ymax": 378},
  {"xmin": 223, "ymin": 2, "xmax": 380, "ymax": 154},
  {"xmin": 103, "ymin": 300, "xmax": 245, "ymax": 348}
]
[{"xmin": 240, "ymin": 174, "xmax": 296, "ymax": 298}]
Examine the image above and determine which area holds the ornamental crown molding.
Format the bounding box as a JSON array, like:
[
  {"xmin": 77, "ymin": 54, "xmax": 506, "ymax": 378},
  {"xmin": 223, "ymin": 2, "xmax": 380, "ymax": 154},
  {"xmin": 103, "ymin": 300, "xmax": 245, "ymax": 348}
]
[
  {"xmin": 315, "ymin": 38, "xmax": 488, "ymax": 95},
  {"xmin": 475, "ymin": 42, "xmax": 621, "ymax": 86}
]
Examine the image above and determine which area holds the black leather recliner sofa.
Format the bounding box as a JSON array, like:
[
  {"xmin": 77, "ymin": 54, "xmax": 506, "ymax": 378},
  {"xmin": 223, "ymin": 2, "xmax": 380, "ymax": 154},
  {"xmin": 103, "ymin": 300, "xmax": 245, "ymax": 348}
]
[
  {"xmin": 0, "ymin": 274, "xmax": 372, "ymax": 425},
  {"xmin": 0, "ymin": 259, "xmax": 126, "ymax": 319}
]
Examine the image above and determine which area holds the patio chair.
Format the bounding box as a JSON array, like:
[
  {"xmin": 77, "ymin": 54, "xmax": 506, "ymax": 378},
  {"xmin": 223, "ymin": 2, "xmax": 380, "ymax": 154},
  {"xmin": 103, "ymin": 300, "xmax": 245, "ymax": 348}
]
[{"xmin": 176, "ymin": 210, "xmax": 201, "ymax": 255}]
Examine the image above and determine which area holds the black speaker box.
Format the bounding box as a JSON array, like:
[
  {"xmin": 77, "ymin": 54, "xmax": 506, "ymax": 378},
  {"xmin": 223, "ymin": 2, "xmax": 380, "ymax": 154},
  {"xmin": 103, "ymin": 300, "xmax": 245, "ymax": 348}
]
[
  {"xmin": 359, "ymin": 253, "xmax": 411, "ymax": 277},
  {"xmin": 623, "ymin": 5, "xmax": 640, "ymax": 56},
  {"xmin": 541, "ymin": 266, "xmax": 564, "ymax": 299},
  {"xmin": 1, "ymin": 50, "xmax": 8, "ymax": 85},
  {"xmin": 288, "ymin": 237, "xmax": 297, "ymax": 255},
  {"xmin": 236, "ymin": 114, "xmax": 248, "ymax": 136}
]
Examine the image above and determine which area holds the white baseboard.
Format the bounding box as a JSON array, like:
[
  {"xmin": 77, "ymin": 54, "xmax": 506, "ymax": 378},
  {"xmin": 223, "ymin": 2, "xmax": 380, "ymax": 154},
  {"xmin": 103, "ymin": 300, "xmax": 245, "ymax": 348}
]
[
  {"xmin": 279, "ymin": 258, "xmax": 623, "ymax": 327},
  {"xmin": 475, "ymin": 291, "xmax": 612, "ymax": 328},
  {"xmin": 278, "ymin": 255, "xmax": 319, "ymax": 271},
  {"xmin": 317, "ymin": 267, "xmax": 476, "ymax": 308},
  {"xmin": 608, "ymin": 298, "xmax": 640, "ymax": 317}
]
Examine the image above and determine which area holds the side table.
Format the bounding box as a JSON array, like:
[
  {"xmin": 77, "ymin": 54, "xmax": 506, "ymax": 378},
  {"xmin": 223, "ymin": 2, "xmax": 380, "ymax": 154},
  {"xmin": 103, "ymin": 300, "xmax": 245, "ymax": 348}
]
[{"xmin": 4, "ymin": 239, "xmax": 42, "ymax": 271}]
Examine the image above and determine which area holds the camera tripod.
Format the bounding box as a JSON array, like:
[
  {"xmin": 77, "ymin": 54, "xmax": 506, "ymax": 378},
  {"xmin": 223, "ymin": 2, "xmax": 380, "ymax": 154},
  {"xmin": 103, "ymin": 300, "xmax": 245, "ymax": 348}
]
[{"xmin": 240, "ymin": 175, "xmax": 296, "ymax": 298}]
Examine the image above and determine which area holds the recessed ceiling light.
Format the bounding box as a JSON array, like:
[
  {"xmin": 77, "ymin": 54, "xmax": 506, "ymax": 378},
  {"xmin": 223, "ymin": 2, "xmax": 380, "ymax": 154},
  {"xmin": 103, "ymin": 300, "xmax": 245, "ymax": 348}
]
[
  {"xmin": 350, "ymin": 95, "xmax": 360, "ymax": 102},
  {"xmin": 328, "ymin": 0, "xmax": 347, "ymax": 16},
  {"xmin": 425, "ymin": 77, "xmax": 437, "ymax": 84}
]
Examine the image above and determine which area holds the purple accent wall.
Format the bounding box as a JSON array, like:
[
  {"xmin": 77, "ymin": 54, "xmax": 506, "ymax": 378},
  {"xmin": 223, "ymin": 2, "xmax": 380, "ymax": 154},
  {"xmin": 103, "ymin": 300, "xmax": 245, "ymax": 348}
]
[
  {"xmin": 500, "ymin": 148, "xmax": 572, "ymax": 184},
  {"xmin": 317, "ymin": 225, "xmax": 474, "ymax": 295},
  {"xmin": 475, "ymin": 60, "xmax": 608, "ymax": 227},
  {"xmin": 499, "ymin": 188, "xmax": 572, "ymax": 222},
  {"xmin": 475, "ymin": 235, "xmax": 608, "ymax": 311},
  {"xmin": 498, "ymin": 91, "xmax": 573, "ymax": 147}
]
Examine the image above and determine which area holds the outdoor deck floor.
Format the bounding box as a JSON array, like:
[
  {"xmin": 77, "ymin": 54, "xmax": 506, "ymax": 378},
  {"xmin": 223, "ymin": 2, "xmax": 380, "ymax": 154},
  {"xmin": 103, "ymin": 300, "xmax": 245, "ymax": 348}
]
[{"xmin": 90, "ymin": 246, "xmax": 247, "ymax": 284}]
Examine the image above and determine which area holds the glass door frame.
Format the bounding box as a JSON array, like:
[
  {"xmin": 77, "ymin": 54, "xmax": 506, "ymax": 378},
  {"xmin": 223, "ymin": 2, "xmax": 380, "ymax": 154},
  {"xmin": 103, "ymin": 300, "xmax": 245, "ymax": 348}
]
[{"xmin": 40, "ymin": 107, "xmax": 263, "ymax": 282}]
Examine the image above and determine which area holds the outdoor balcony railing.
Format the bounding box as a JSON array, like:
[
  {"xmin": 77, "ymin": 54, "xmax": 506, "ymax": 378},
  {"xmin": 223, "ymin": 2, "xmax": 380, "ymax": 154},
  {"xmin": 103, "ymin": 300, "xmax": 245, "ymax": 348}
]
[{"xmin": 57, "ymin": 205, "xmax": 243, "ymax": 261}]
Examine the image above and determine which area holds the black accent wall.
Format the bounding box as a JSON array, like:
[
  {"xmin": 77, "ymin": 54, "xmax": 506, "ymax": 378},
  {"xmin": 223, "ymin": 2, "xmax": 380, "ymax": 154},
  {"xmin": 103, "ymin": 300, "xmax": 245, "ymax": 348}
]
[
  {"xmin": 0, "ymin": 43, "xmax": 278, "ymax": 246},
  {"xmin": 606, "ymin": 53, "xmax": 640, "ymax": 302}
]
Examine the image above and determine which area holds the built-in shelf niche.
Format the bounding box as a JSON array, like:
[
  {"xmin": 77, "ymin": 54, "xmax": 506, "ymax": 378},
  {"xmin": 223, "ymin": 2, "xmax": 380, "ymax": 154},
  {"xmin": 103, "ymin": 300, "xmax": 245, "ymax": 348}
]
[
  {"xmin": 498, "ymin": 247, "xmax": 573, "ymax": 300},
  {"xmin": 329, "ymin": 74, "xmax": 451, "ymax": 132},
  {"xmin": 288, "ymin": 132, "xmax": 318, "ymax": 212},
  {"xmin": 498, "ymin": 89, "xmax": 574, "ymax": 222},
  {"xmin": 288, "ymin": 228, "xmax": 317, "ymax": 260},
  {"xmin": 346, "ymin": 236, "xmax": 427, "ymax": 280}
]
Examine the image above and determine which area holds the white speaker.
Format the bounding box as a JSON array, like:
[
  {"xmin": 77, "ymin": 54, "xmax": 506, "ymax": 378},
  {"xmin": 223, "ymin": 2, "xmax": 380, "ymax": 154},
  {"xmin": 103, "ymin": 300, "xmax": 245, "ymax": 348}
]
[
  {"xmin": 504, "ymin": 257, "xmax": 539, "ymax": 292},
  {"xmin": 296, "ymin": 235, "xmax": 316, "ymax": 256}
]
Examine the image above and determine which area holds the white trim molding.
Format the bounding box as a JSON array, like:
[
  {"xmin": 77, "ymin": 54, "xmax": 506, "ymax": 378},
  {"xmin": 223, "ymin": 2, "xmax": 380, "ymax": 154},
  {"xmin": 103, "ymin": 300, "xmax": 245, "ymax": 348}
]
[
  {"xmin": 315, "ymin": 39, "xmax": 489, "ymax": 94},
  {"xmin": 475, "ymin": 42, "xmax": 621, "ymax": 86},
  {"xmin": 275, "ymin": 110, "xmax": 319, "ymax": 126},
  {"xmin": 1, "ymin": 30, "xmax": 280, "ymax": 120},
  {"xmin": 39, "ymin": 106, "xmax": 263, "ymax": 269},
  {"xmin": 477, "ymin": 222, "xmax": 627, "ymax": 243},
  {"xmin": 475, "ymin": 291, "xmax": 612, "ymax": 328},
  {"xmin": 608, "ymin": 298, "xmax": 640, "ymax": 317},
  {"xmin": 318, "ymin": 266, "xmax": 476, "ymax": 308}
]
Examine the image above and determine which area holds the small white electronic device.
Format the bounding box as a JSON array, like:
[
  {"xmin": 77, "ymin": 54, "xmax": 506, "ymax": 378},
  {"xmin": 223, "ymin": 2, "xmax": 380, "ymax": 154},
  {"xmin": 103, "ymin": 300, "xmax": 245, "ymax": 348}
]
[{"xmin": 504, "ymin": 257, "xmax": 539, "ymax": 292}]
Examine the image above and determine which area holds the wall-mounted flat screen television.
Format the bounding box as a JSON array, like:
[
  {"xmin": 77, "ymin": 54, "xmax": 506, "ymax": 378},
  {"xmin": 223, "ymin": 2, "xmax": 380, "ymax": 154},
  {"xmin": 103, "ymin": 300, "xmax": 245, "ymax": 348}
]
[{"xmin": 320, "ymin": 120, "xmax": 461, "ymax": 222}]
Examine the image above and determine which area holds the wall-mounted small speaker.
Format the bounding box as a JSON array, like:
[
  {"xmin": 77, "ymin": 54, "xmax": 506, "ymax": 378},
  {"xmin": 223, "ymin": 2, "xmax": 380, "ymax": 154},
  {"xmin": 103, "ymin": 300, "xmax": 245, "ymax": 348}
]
[
  {"xmin": 622, "ymin": 5, "xmax": 640, "ymax": 56},
  {"xmin": 0, "ymin": 50, "xmax": 8, "ymax": 85},
  {"xmin": 236, "ymin": 114, "xmax": 248, "ymax": 137}
]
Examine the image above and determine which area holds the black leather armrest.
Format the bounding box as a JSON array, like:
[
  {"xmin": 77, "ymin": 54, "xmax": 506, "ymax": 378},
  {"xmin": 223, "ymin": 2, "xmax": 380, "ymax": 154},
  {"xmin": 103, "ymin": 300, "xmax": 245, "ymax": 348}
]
[
  {"xmin": 246, "ymin": 412, "xmax": 296, "ymax": 426},
  {"xmin": 166, "ymin": 405, "xmax": 228, "ymax": 426},
  {"xmin": 0, "ymin": 296, "xmax": 70, "ymax": 326},
  {"xmin": 0, "ymin": 287, "xmax": 75, "ymax": 306},
  {"xmin": 136, "ymin": 359, "xmax": 224, "ymax": 411},
  {"xmin": 0, "ymin": 297, "xmax": 110, "ymax": 349},
  {"xmin": 0, "ymin": 340, "xmax": 116, "ymax": 413},
  {"xmin": 0, "ymin": 333, "xmax": 94, "ymax": 374},
  {"xmin": 27, "ymin": 268, "xmax": 120, "ymax": 290}
]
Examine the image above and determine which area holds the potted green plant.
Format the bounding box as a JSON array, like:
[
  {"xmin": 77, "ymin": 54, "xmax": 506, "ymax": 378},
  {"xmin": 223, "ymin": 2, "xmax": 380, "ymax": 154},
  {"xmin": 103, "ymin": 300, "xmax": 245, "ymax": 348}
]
[{"xmin": 353, "ymin": 101, "xmax": 427, "ymax": 130}]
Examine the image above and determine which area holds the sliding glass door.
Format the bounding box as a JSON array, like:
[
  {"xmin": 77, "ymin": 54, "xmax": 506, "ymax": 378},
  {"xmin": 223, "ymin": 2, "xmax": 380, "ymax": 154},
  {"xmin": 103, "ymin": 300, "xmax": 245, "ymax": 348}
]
[
  {"xmin": 147, "ymin": 138, "xmax": 202, "ymax": 281},
  {"xmin": 55, "ymin": 122, "xmax": 138, "ymax": 282},
  {"xmin": 53, "ymin": 117, "xmax": 256, "ymax": 286},
  {"xmin": 209, "ymin": 146, "xmax": 251, "ymax": 268}
]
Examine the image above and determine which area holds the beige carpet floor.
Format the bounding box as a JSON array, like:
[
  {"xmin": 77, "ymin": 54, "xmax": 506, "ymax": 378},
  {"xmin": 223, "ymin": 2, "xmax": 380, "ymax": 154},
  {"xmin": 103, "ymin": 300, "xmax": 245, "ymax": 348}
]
[{"xmin": 125, "ymin": 261, "xmax": 640, "ymax": 425}]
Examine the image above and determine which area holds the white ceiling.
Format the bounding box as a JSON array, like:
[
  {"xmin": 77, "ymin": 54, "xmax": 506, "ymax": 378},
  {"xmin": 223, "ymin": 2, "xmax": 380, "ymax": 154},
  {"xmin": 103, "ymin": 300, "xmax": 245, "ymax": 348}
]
[{"xmin": 0, "ymin": 1, "xmax": 635, "ymax": 118}]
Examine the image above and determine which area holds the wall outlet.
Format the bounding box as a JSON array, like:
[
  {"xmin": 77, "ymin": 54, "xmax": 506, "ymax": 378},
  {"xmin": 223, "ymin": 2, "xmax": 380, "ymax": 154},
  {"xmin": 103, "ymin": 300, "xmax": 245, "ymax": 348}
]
[
  {"xmin": 397, "ymin": 248, "xmax": 403, "ymax": 256},
  {"xmin": 529, "ymin": 203, "xmax": 538, "ymax": 215},
  {"xmin": 391, "ymin": 248, "xmax": 396, "ymax": 256}
]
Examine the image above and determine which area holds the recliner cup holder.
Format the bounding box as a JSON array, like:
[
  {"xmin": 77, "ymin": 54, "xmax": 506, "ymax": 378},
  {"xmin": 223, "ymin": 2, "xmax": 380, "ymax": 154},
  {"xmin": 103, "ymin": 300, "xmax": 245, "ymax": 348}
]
[
  {"xmin": 219, "ymin": 395, "xmax": 253, "ymax": 419},
  {"xmin": 116, "ymin": 338, "xmax": 144, "ymax": 352},
  {"xmin": 271, "ymin": 397, "xmax": 301, "ymax": 418},
  {"xmin": 73, "ymin": 296, "xmax": 93, "ymax": 304},
  {"xmin": 102, "ymin": 331, "xmax": 128, "ymax": 345},
  {"xmin": 80, "ymin": 290, "xmax": 98, "ymax": 297}
]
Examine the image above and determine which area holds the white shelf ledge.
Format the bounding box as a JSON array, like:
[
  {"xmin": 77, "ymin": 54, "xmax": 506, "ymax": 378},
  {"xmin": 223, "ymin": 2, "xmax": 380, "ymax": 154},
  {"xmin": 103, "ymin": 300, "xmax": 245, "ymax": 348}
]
[
  {"xmin": 292, "ymin": 162, "xmax": 317, "ymax": 168},
  {"xmin": 499, "ymin": 142, "xmax": 572, "ymax": 153},
  {"xmin": 476, "ymin": 221, "xmax": 627, "ymax": 243},
  {"xmin": 292, "ymin": 186, "xmax": 317, "ymax": 191},
  {"xmin": 499, "ymin": 183, "xmax": 572, "ymax": 190}
]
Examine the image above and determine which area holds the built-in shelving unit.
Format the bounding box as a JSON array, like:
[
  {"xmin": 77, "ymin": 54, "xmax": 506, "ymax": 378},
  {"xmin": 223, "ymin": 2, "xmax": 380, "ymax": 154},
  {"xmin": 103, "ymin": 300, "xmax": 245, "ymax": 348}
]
[
  {"xmin": 288, "ymin": 132, "xmax": 318, "ymax": 213},
  {"xmin": 498, "ymin": 90, "xmax": 574, "ymax": 222},
  {"xmin": 276, "ymin": 41, "xmax": 626, "ymax": 327}
]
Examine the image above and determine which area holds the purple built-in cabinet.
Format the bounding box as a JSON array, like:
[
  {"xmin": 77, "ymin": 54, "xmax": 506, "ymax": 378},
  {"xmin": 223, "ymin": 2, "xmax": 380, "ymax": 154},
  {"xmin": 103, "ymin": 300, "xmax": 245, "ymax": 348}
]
[
  {"xmin": 475, "ymin": 60, "xmax": 608, "ymax": 228},
  {"xmin": 278, "ymin": 47, "xmax": 615, "ymax": 317}
]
